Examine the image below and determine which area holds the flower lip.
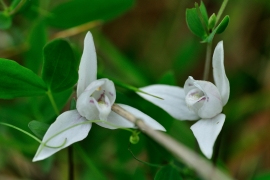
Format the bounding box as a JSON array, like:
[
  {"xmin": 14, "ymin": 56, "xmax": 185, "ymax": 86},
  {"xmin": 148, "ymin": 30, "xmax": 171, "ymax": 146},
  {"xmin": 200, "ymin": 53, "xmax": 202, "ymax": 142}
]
[
  {"xmin": 77, "ymin": 78, "xmax": 116, "ymax": 121},
  {"xmin": 185, "ymin": 88, "xmax": 206, "ymax": 108},
  {"xmin": 184, "ymin": 76, "xmax": 223, "ymax": 119}
]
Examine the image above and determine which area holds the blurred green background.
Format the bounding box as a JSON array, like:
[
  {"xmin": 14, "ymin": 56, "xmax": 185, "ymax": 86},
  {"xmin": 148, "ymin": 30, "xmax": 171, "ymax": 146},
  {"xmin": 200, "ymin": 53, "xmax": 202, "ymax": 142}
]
[{"xmin": 1, "ymin": 0, "xmax": 270, "ymax": 179}]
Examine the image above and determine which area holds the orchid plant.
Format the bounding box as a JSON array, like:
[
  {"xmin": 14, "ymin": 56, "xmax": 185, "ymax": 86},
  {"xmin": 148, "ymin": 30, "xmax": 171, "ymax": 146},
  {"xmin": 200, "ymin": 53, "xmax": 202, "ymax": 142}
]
[
  {"xmin": 137, "ymin": 41, "xmax": 229, "ymax": 159},
  {"xmin": 33, "ymin": 32, "xmax": 165, "ymax": 162}
]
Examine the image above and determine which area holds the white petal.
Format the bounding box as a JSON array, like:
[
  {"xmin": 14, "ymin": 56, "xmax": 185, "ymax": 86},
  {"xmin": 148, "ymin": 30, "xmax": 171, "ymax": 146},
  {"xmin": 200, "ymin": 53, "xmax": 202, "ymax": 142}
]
[
  {"xmin": 212, "ymin": 41, "xmax": 230, "ymax": 106},
  {"xmin": 33, "ymin": 110, "xmax": 91, "ymax": 161},
  {"xmin": 77, "ymin": 32, "xmax": 97, "ymax": 97},
  {"xmin": 194, "ymin": 80, "xmax": 223, "ymax": 119},
  {"xmin": 190, "ymin": 113, "xmax": 225, "ymax": 159},
  {"xmin": 137, "ymin": 85, "xmax": 199, "ymax": 121},
  {"xmin": 97, "ymin": 104, "xmax": 166, "ymax": 131}
]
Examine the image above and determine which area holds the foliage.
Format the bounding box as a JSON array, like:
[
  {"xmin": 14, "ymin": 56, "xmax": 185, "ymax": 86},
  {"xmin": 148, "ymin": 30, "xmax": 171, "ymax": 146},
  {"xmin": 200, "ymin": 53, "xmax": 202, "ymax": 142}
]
[{"xmin": 0, "ymin": 0, "xmax": 270, "ymax": 179}]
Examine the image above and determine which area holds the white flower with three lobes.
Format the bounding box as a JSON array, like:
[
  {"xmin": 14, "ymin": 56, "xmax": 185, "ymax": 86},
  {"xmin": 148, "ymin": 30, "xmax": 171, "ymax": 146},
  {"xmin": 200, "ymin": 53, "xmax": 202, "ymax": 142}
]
[
  {"xmin": 137, "ymin": 41, "xmax": 229, "ymax": 159},
  {"xmin": 33, "ymin": 32, "xmax": 166, "ymax": 162}
]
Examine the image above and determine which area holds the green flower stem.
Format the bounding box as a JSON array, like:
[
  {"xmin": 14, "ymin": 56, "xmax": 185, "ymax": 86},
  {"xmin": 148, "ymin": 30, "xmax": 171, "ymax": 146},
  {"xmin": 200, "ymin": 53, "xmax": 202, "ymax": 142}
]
[
  {"xmin": 0, "ymin": 122, "xmax": 67, "ymax": 148},
  {"xmin": 9, "ymin": 0, "xmax": 26, "ymax": 15},
  {"xmin": 113, "ymin": 80, "xmax": 163, "ymax": 100},
  {"xmin": 128, "ymin": 147, "xmax": 163, "ymax": 168},
  {"xmin": 0, "ymin": 122, "xmax": 42, "ymax": 143},
  {"xmin": 47, "ymin": 89, "xmax": 60, "ymax": 116},
  {"xmin": 212, "ymin": 129, "xmax": 223, "ymax": 165},
  {"xmin": 203, "ymin": 42, "xmax": 213, "ymax": 81},
  {"xmin": 68, "ymin": 146, "xmax": 74, "ymax": 180},
  {"xmin": 215, "ymin": 0, "xmax": 229, "ymax": 26},
  {"xmin": 0, "ymin": 0, "xmax": 8, "ymax": 11}
]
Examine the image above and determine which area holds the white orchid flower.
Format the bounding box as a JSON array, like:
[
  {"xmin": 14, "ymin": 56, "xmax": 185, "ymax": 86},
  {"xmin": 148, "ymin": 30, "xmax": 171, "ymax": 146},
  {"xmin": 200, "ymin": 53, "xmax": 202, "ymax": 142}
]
[
  {"xmin": 33, "ymin": 32, "xmax": 165, "ymax": 162},
  {"xmin": 137, "ymin": 41, "xmax": 229, "ymax": 159}
]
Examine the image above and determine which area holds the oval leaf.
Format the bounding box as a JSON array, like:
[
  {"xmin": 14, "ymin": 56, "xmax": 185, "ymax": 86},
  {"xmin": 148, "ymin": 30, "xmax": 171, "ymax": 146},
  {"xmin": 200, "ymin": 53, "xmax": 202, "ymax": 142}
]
[
  {"xmin": 0, "ymin": 12, "xmax": 12, "ymax": 30},
  {"xmin": 28, "ymin": 121, "xmax": 50, "ymax": 139},
  {"xmin": 47, "ymin": 0, "xmax": 134, "ymax": 29},
  {"xmin": 155, "ymin": 165, "xmax": 182, "ymax": 180},
  {"xmin": 0, "ymin": 58, "xmax": 47, "ymax": 99},
  {"xmin": 216, "ymin": 15, "xmax": 230, "ymax": 34},
  {"xmin": 42, "ymin": 39, "xmax": 78, "ymax": 92},
  {"xmin": 186, "ymin": 2, "xmax": 208, "ymax": 40}
]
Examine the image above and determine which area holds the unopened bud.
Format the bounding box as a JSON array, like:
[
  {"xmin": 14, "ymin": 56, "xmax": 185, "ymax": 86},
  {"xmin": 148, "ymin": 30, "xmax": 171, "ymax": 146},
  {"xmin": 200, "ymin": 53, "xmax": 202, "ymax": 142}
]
[{"xmin": 129, "ymin": 134, "xmax": 140, "ymax": 144}]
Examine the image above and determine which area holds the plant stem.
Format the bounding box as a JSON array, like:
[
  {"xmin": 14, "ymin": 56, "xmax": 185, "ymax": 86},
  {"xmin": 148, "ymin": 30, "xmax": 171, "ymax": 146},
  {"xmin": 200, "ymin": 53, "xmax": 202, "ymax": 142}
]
[
  {"xmin": 0, "ymin": 122, "xmax": 42, "ymax": 143},
  {"xmin": 0, "ymin": 0, "xmax": 8, "ymax": 11},
  {"xmin": 128, "ymin": 147, "xmax": 163, "ymax": 168},
  {"xmin": 203, "ymin": 42, "xmax": 213, "ymax": 81},
  {"xmin": 47, "ymin": 90, "xmax": 60, "ymax": 115},
  {"xmin": 68, "ymin": 146, "xmax": 74, "ymax": 180},
  {"xmin": 215, "ymin": 0, "xmax": 229, "ymax": 26},
  {"xmin": 111, "ymin": 104, "xmax": 232, "ymax": 180},
  {"xmin": 212, "ymin": 130, "xmax": 222, "ymax": 165},
  {"xmin": 9, "ymin": 0, "xmax": 26, "ymax": 15}
]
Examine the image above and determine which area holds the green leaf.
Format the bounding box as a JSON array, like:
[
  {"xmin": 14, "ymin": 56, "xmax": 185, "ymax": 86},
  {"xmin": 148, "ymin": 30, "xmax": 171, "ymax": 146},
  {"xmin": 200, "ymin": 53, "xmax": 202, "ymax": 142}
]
[
  {"xmin": 42, "ymin": 39, "xmax": 78, "ymax": 92},
  {"xmin": 203, "ymin": 15, "xmax": 230, "ymax": 43},
  {"xmin": 47, "ymin": 0, "xmax": 134, "ymax": 29},
  {"xmin": 28, "ymin": 121, "xmax": 50, "ymax": 139},
  {"xmin": 0, "ymin": 12, "xmax": 12, "ymax": 30},
  {"xmin": 199, "ymin": 1, "xmax": 208, "ymax": 27},
  {"xmin": 216, "ymin": 15, "xmax": 230, "ymax": 34},
  {"xmin": 0, "ymin": 58, "xmax": 47, "ymax": 99},
  {"xmin": 155, "ymin": 165, "xmax": 182, "ymax": 180},
  {"xmin": 186, "ymin": 2, "xmax": 208, "ymax": 40}
]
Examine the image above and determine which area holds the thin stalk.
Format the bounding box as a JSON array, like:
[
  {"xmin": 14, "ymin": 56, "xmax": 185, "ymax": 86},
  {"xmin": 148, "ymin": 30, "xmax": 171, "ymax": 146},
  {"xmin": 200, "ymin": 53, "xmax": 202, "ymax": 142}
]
[
  {"xmin": 0, "ymin": 122, "xmax": 42, "ymax": 143},
  {"xmin": 113, "ymin": 79, "xmax": 163, "ymax": 100},
  {"xmin": 203, "ymin": 42, "xmax": 213, "ymax": 81},
  {"xmin": 68, "ymin": 146, "xmax": 74, "ymax": 180},
  {"xmin": 215, "ymin": 0, "xmax": 229, "ymax": 26},
  {"xmin": 212, "ymin": 130, "xmax": 222, "ymax": 165},
  {"xmin": 47, "ymin": 90, "xmax": 60, "ymax": 115},
  {"xmin": 9, "ymin": 0, "xmax": 26, "ymax": 15},
  {"xmin": 111, "ymin": 104, "xmax": 233, "ymax": 180},
  {"xmin": 0, "ymin": 0, "xmax": 8, "ymax": 11},
  {"xmin": 128, "ymin": 147, "xmax": 163, "ymax": 168}
]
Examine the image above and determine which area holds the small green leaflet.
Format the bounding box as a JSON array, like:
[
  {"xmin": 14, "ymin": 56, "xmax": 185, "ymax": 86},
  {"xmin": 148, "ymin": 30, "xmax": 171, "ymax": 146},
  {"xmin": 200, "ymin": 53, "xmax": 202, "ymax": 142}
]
[
  {"xmin": 186, "ymin": 1, "xmax": 208, "ymax": 40},
  {"xmin": 0, "ymin": 58, "xmax": 47, "ymax": 99},
  {"xmin": 28, "ymin": 121, "xmax": 50, "ymax": 139}
]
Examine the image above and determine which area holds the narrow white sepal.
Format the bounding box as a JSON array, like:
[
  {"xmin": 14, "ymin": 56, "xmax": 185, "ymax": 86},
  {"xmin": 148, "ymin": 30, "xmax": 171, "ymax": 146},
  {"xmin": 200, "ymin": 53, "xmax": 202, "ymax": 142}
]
[
  {"xmin": 212, "ymin": 41, "xmax": 230, "ymax": 106},
  {"xmin": 33, "ymin": 110, "xmax": 91, "ymax": 162},
  {"xmin": 138, "ymin": 85, "xmax": 199, "ymax": 121},
  {"xmin": 77, "ymin": 32, "xmax": 97, "ymax": 97},
  {"xmin": 190, "ymin": 113, "xmax": 225, "ymax": 159}
]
